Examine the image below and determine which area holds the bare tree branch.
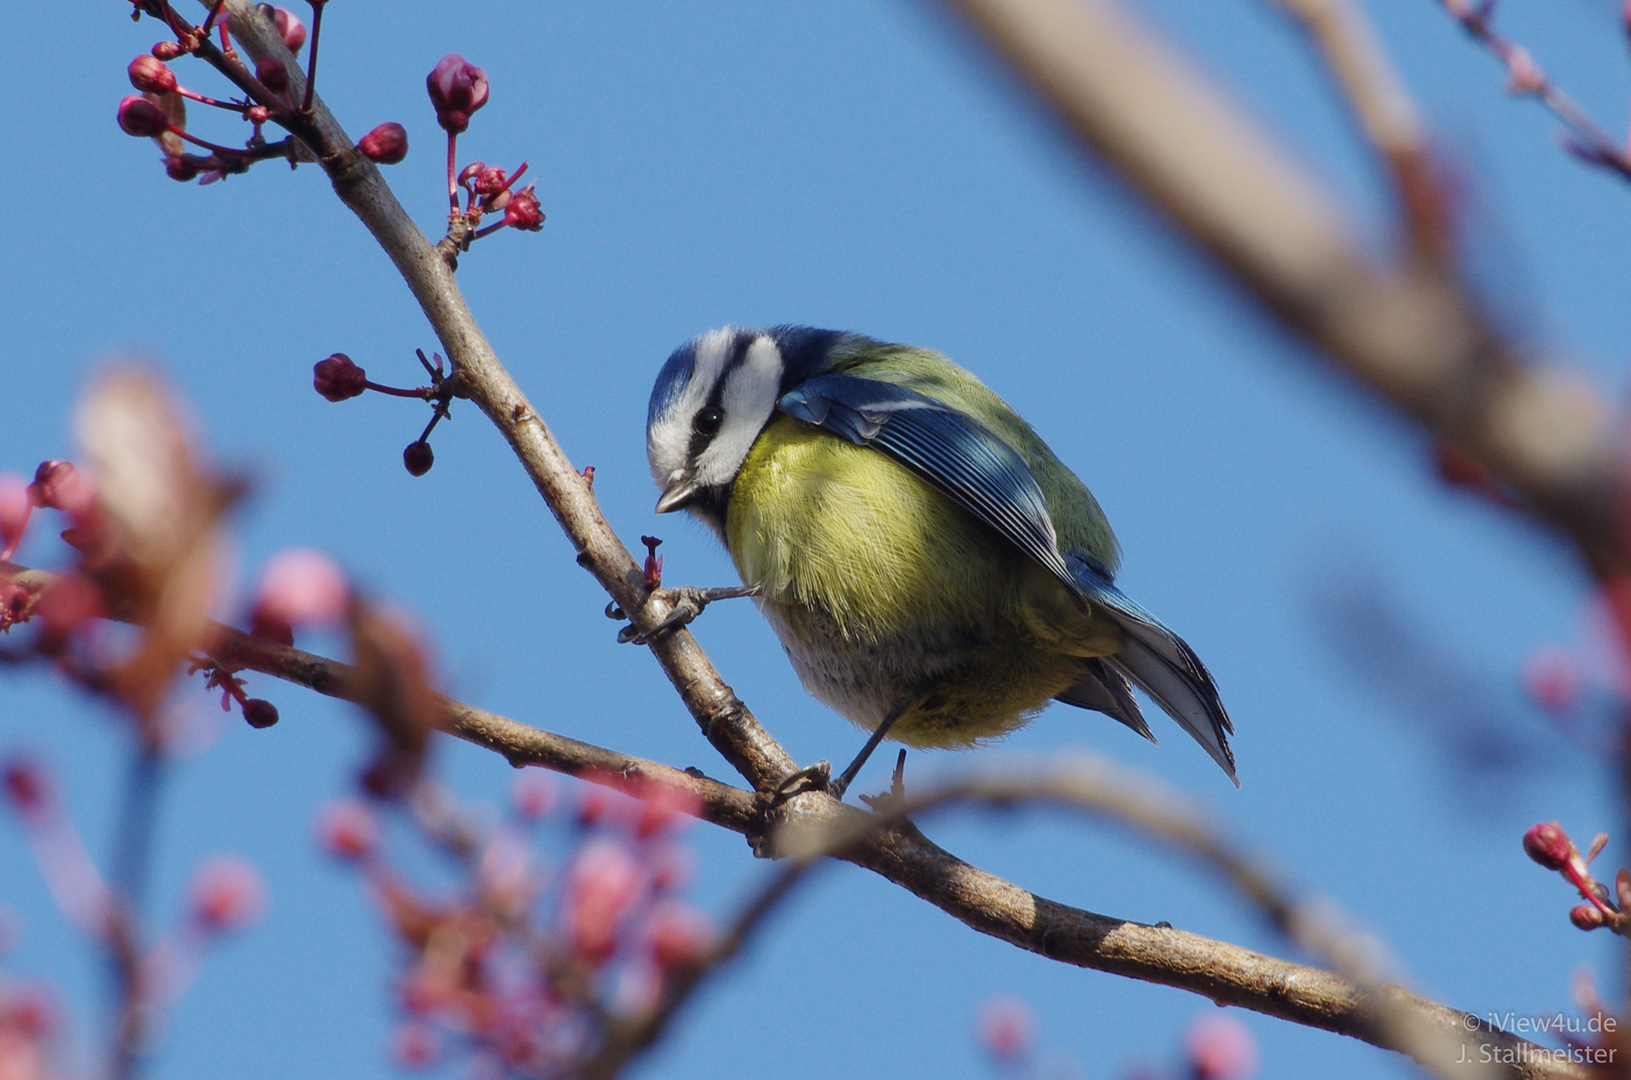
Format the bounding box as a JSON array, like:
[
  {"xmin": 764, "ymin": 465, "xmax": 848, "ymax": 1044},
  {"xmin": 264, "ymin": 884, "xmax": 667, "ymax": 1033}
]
[
  {"xmin": 2, "ymin": 562, "xmax": 1577, "ymax": 1078},
  {"xmin": 210, "ymin": 0, "xmax": 799, "ymax": 793},
  {"xmin": 939, "ymin": 0, "xmax": 1624, "ymax": 576}
]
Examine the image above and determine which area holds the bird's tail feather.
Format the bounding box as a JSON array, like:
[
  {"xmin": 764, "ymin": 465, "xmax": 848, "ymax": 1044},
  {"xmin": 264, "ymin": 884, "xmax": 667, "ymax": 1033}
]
[{"xmin": 1069, "ymin": 556, "xmax": 1237, "ymax": 784}]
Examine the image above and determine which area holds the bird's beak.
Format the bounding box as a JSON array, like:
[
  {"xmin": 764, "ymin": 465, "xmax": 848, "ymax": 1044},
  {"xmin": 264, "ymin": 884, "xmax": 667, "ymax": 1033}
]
[{"xmin": 654, "ymin": 479, "xmax": 700, "ymax": 514}]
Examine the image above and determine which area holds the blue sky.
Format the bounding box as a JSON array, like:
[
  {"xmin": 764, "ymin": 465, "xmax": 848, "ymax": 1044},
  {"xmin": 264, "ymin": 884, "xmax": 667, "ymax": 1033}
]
[{"xmin": 3, "ymin": 0, "xmax": 1629, "ymax": 1077}]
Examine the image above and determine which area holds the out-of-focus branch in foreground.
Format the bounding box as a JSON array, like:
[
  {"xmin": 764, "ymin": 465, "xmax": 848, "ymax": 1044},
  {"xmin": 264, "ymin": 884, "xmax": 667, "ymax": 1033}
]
[{"xmin": 940, "ymin": 0, "xmax": 1624, "ymax": 576}]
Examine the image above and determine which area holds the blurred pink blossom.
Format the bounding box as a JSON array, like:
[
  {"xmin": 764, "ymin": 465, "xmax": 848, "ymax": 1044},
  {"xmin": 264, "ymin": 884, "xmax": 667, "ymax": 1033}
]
[
  {"xmin": 188, "ymin": 856, "xmax": 267, "ymax": 933},
  {"xmin": 1185, "ymin": 1012, "xmax": 1257, "ymax": 1080},
  {"xmin": 976, "ymin": 995, "xmax": 1034, "ymax": 1061}
]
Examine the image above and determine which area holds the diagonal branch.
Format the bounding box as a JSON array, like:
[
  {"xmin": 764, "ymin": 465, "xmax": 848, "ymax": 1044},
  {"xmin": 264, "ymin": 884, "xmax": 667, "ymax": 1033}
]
[
  {"xmin": 206, "ymin": 0, "xmax": 798, "ymax": 794},
  {"xmin": 0, "ymin": 562, "xmax": 1577, "ymax": 1078}
]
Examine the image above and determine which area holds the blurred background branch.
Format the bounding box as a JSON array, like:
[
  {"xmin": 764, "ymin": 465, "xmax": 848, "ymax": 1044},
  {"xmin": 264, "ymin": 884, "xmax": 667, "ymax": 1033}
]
[{"xmin": 939, "ymin": 0, "xmax": 1625, "ymax": 576}]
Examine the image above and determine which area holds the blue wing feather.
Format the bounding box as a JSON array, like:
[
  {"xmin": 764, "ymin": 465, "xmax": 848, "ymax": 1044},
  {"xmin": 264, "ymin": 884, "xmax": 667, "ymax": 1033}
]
[
  {"xmin": 778, "ymin": 374, "xmax": 1237, "ymax": 782},
  {"xmin": 779, "ymin": 375, "xmax": 1075, "ymax": 589}
]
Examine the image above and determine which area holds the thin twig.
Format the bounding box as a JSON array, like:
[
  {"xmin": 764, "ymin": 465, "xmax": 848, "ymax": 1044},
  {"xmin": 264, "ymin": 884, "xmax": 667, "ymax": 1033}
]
[{"xmin": 1430, "ymin": 1, "xmax": 1631, "ymax": 182}]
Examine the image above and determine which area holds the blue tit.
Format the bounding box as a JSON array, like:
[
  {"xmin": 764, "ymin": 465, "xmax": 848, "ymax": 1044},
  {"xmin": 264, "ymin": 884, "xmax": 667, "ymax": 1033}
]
[{"xmin": 645, "ymin": 325, "xmax": 1235, "ymax": 796}]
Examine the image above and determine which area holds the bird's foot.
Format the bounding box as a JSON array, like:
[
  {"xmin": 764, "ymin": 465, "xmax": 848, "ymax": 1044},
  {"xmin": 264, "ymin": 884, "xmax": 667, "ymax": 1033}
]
[
  {"xmin": 616, "ymin": 584, "xmax": 759, "ymax": 644},
  {"xmin": 769, "ymin": 759, "xmax": 833, "ymax": 804},
  {"xmin": 859, "ymin": 749, "xmax": 909, "ymax": 813}
]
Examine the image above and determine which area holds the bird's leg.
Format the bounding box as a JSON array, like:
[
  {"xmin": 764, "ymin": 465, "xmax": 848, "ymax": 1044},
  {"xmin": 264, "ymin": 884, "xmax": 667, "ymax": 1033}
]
[
  {"xmin": 771, "ymin": 700, "xmax": 910, "ymax": 805},
  {"xmin": 829, "ymin": 705, "xmax": 908, "ymax": 800},
  {"xmin": 616, "ymin": 584, "xmax": 759, "ymax": 644}
]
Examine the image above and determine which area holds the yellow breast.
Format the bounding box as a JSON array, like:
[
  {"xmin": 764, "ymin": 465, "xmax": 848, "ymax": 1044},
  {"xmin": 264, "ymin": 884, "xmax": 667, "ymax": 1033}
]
[{"xmin": 724, "ymin": 416, "xmax": 1118, "ymax": 747}]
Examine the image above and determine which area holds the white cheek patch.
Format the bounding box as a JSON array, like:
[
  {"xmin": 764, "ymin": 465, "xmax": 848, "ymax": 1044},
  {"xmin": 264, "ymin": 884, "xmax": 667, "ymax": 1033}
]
[
  {"xmin": 647, "ymin": 327, "xmax": 739, "ymax": 487},
  {"xmin": 694, "ymin": 335, "xmax": 782, "ymax": 487}
]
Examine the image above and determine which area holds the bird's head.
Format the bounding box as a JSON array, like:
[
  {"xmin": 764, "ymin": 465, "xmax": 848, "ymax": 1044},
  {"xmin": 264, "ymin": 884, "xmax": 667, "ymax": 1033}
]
[{"xmin": 645, "ymin": 325, "xmax": 850, "ymax": 530}]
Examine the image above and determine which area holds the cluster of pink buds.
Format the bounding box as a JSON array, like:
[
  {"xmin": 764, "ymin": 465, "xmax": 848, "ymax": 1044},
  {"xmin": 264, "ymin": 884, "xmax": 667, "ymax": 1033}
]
[
  {"xmin": 425, "ymin": 53, "xmax": 546, "ymax": 257},
  {"xmin": 1522, "ymin": 822, "xmax": 1631, "ymax": 934},
  {"xmin": 311, "ymin": 350, "xmax": 462, "ymax": 477},
  {"xmin": 315, "ymin": 769, "xmax": 716, "ymax": 1076},
  {"xmin": 121, "ymin": 2, "xmax": 409, "ymax": 184}
]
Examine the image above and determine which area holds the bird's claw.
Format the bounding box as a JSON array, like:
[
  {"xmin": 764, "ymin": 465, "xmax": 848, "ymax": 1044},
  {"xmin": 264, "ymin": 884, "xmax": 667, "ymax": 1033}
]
[
  {"xmin": 770, "ymin": 759, "xmax": 832, "ymax": 804},
  {"xmin": 617, "ymin": 584, "xmax": 758, "ymax": 645}
]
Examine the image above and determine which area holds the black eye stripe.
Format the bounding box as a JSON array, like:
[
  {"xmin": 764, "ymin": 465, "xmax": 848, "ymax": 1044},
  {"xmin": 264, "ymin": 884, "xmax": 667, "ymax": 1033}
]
[{"xmin": 684, "ymin": 332, "xmax": 757, "ymax": 460}]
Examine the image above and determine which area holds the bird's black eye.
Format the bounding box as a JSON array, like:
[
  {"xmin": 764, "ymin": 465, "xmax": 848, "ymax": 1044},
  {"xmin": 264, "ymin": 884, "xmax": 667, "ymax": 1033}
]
[{"xmin": 693, "ymin": 407, "xmax": 724, "ymax": 437}]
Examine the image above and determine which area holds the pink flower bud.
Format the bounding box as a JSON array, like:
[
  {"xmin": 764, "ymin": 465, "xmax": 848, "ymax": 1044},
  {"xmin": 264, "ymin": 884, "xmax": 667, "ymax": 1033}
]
[
  {"xmin": 273, "ymin": 7, "xmax": 306, "ymax": 51},
  {"xmin": 166, "ymin": 155, "xmax": 201, "ymax": 182},
  {"xmin": 255, "ymin": 56, "xmax": 290, "ymax": 95},
  {"xmin": 648, "ymin": 900, "xmax": 715, "ymax": 968},
  {"xmin": 0, "ymin": 582, "xmax": 31, "ymax": 627},
  {"xmin": 117, "ymin": 95, "xmax": 170, "ymax": 138},
  {"xmin": 2, "ymin": 760, "xmax": 50, "ymax": 821},
  {"xmin": 358, "ymin": 122, "xmax": 408, "ymax": 165},
  {"xmin": 28, "ymin": 461, "xmax": 90, "ymax": 517},
  {"xmin": 512, "ymin": 770, "xmax": 556, "ymax": 820},
  {"xmin": 247, "ymin": 105, "xmax": 270, "ymax": 126},
  {"xmin": 128, "ymin": 55, "xmax": 177, "ymax": 94},
  {"xmin": 502, "ymin": 186, "xmax": 544, "ymax": 231},
  {"xmin": 253, "ymin": 549, "xmax": 349, "ymax": 629},
  {"xmin": 1523, "ymin": 822, "xmax": 1573, "ymax": 871},
  {"xmin": 316, "ymin": 799, "xmax": 378, "ymax": 860},
  {"xmin": 188, "ymin": 856, "xmax": 267, "ymax": 932},
  {"xmin": 976, "ymin": 996, "xmax": 1034, "ymax": 1061},
  {"xmin": 1571, "ymin": 904, "xmax": 1606, "ymax": 931},
  {"xmin": 1524, "ymin": 648, "xmax": 1581, "ymax": 716},
  {"xmin": 403, "ymin": 441, "xmax": 434, "ymax": 477},
  {"xmin": 426, "ymin": 54, "xmax": 489, "ymax": 134},
  {"xmin": 473, "ymin": 165, "xmax": 507, "ymax": 195},
  {"xmin": 243, "ymin": 699, "xmax": 280, "ymax": 729},
  {"xmin": 391, "ymin": 1021, "xmax": 439, "ymax": 1069},
  {"xmin": 1186, "ymin": 1013, "xmax": 1258, "ymax": 1080},
  {"xmin": 562, "ymin": 838, "xmax": 645, "ymax": 965},
  {"xmin": 152, "ymin": 41, "xmax": 183, "ymax": 61},
  {"xmin": 457, "ymin": 161, "xmax": 485, "ymax": 187},
  {"xmin": 0, "ymin": 474, "xmax": 31, "ymax": 558},
  {"xmin": 313, "ymin": 353, "xmax": 368, "ymax": 401}
]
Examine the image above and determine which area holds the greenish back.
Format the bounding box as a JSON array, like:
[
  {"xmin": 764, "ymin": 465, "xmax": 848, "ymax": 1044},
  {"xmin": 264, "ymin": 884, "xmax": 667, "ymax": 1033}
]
[{"xmin": 821, "ymin": 340, "xmax": 1121, "ymax": 573}]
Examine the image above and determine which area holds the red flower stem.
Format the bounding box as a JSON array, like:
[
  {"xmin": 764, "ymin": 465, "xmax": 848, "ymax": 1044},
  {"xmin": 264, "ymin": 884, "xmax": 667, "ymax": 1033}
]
[
  {"xmin": 174, "ymin": 85, "xmax": 244, "ymax": 110},
  {"xmin": 217, "ymin": 11, "xmax": 233, "ymax": 56},
  {"xmin": 494, "ymin": 161, "xmax": 528, "ymax": 196},
  {"xmin": 447, "ymin": 132, "xmax": 459, "ymax": 212},
  {"xmin": 170, "ymin": 126, "xmax": 252, "ymax": 158},
  {"xmin": 301, "ymin": 0, "xmax": 327, "ymax": 114},
  {"xmin": 362, "ymin": 381, "xmax": 433, "ymax": 399},
  {"xmin": 1564, "ymin": 865, "xmax": 1618, "ymax": 917},
  {"xmin": 417, "ymin": 405, "xmax": 449, "ymax": 444},
  {"xmin": 471, "ymin": 220, "xmax": 506, "ymax": 241},
  {"xmin": 199, "ymin": 0, "xmax": 226, "ymax": 34}
]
